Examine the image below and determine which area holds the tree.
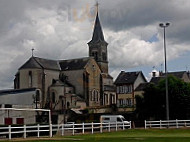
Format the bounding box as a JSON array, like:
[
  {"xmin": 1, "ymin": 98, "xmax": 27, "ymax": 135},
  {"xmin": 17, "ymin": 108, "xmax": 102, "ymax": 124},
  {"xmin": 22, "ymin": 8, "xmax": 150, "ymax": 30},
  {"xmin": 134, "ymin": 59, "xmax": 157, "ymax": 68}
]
[{"xmin": 136, "ymin": 75, "xmax": 190, "ymax": 120}]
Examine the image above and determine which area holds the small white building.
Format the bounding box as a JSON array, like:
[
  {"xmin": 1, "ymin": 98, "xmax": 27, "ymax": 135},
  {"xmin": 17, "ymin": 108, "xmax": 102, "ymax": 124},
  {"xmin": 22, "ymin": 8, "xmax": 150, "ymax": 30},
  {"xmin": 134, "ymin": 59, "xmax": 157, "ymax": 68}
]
[{"xmin": 0, "ymin": 88, "xmax": 41, "ymax": 125}]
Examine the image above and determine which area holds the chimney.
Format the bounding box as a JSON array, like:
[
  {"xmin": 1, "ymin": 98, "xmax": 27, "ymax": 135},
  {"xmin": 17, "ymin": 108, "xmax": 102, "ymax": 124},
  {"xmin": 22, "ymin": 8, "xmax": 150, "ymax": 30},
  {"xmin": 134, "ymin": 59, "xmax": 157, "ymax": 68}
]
[
  {"xmin": 159, "ymin": 71, "xmax": 163, "ymax": 76},
  {"xmin": 152, "ymin": 71, "xmax": 156, "ymax": 77}
]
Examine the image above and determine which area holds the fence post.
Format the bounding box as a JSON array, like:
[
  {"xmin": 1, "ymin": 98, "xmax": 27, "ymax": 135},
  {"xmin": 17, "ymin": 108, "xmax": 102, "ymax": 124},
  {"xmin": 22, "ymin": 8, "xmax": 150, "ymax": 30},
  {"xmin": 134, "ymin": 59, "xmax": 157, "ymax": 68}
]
[
  {"xmin": 72, "ymin": 123, "xmax": 75, "ymax": 135},
  {"xmin": 130, "ymin": 121, "xmax": 131, "ymax": 129},
  {"xmin": 37, "ymin": 124, "xmax": 40, "ymax": 138},
  {"xmin": 145, "ymin": 120, "xmax": 146, "ymax": 129},
  {"xmin": 108, "ymin": 122, "xmax": 110, "ymax": 132},
  {"xmin": 160, "ymin": 120, "xmax": 162, "ymax": 129},
  {"xmin": 92, "ymin": 122, "xmax": 94, "ymax": 134},
  {"xmin": 82, "ymin": 122, "xmax": 84, "ymax": 134},
  {"xmin": 116, "ymin": 122, "xmax": 117, "ymax": 131},
  {"xmin": 123, "ymin": 122, "xmax": 125, "ymax": 130},
  {"xmin": 24, "ymin": 125, "xmax": 26, "ymax": 138},
  {"xmin": 50, "ymin": 124, "xmax": 52, "ymax": 137},
  {"xmin": 176, "ymin": 119, "xmax": 178, "ymax": 128},
  {"xmin": 8, "ymin": 125, "xmax": 11, "ymax": 140},
  {"xmin": 61, "ymin": 124, "xmax": 64, "ymax": 136},
  {"xmin": 100, "ymin": 122, "xmax": 102, "ymax": 133}
]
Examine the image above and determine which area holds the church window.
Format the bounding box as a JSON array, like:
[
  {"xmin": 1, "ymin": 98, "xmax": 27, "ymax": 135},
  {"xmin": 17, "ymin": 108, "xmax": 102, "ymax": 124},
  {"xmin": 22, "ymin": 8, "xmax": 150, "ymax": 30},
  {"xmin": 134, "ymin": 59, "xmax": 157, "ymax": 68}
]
[
  {"xmin": 36, "ymin": 90, "xmax": 41, "ymax": 102},
  {"xmin": 92, "ymin": 51, "xmax": 98, "ymax": 60},
  {"xmin": 51, "ymin": 92, "xmax": 56, "ymax": 103},
  {"xmin": 91, "ymin": 89, "xmax": 99, "ymax": 102},
  {"xmin": 28, "ymin": 71, "xmax": 32, "ymax": 87}
]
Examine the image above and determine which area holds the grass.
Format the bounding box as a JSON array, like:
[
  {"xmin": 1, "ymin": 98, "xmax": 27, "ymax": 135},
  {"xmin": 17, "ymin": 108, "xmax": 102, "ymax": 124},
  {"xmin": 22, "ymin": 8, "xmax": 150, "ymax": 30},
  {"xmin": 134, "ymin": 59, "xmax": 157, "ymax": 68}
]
[{"xmin": 3, "ymin": 129, "xmax": 190, "ymax": 142}]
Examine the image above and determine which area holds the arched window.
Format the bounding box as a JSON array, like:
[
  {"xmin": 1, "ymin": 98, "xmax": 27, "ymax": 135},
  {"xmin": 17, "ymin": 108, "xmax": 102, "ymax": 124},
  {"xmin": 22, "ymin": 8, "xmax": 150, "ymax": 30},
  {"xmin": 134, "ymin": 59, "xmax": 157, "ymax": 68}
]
[
  {"xmin": 102, "ymin": 52, "xmax": 107, "ymax": 61},
  {"xmin": 92, "ymin": 51, "xmax": 98, "ymax": 60},
  {"xmin": 91, "ymin": 89, "xmax": 96, "ymax": 101}
]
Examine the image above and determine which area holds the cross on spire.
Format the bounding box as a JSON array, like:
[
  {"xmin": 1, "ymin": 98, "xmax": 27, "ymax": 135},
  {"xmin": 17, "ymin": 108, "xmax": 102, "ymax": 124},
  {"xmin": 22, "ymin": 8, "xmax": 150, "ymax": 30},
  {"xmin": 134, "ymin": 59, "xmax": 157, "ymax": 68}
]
[
  {"xmin": 95, "ymin": 1, "xmax": 99, "ymax": 13},
  {"xmin": 31, "ymin": 48, "xmax": 34, "ymax": 57}
]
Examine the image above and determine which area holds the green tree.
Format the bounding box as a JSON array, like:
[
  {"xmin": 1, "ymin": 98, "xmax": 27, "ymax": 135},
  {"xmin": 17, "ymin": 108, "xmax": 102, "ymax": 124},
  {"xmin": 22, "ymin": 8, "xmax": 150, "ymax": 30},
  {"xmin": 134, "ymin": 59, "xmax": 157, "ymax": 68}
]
[{"xmin": 136, "ymin": 75, "xmax": 190, "ymax": 120}]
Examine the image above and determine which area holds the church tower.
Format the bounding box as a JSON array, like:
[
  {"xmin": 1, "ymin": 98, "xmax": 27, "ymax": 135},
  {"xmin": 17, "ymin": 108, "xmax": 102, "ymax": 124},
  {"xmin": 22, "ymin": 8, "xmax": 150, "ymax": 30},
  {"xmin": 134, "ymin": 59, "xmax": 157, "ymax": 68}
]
[{"xmin": 88, "ymin": 5, "xmax": 108, "ymax": 73}]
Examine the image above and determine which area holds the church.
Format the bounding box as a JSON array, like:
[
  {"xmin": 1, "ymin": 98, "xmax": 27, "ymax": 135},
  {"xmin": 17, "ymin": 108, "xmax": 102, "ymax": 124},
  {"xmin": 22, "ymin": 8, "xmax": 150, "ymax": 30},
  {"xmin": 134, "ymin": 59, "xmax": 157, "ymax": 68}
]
[{"xmin": 13, "ymin": 8, "xmax": 116, "ymax": 117}]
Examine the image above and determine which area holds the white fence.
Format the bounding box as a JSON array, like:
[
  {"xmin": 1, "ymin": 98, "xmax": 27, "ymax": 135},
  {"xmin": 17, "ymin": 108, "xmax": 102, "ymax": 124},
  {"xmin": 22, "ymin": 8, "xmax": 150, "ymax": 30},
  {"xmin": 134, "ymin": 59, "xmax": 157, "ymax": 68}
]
[
  {"xmin": 145, "ymin": 119, "xmax": 190, "ymax": 129},
  {"xmin": 0, "ymin": 121, "xmax": 131, "ymax": 140}
]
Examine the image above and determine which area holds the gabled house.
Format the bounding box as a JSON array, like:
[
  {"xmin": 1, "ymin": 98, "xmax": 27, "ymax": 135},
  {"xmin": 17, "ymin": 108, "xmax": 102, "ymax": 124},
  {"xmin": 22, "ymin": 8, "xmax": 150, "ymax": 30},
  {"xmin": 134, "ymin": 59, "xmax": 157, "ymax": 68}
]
[{"xmin": 114, "ymin": 71, "xmax": 147, "ymax": 112}]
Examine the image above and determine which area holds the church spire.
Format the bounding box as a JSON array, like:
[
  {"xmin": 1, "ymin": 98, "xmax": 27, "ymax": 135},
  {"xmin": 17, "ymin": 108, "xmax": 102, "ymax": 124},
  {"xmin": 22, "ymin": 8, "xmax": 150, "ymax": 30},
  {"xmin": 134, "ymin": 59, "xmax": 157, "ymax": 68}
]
[
  {"xmin": 88, "ymin": 3, "xmax": 106, "ymax": 44},
  {"xmin": 88, "ymin": 3, "xmax": 109, "ymax": 73}
]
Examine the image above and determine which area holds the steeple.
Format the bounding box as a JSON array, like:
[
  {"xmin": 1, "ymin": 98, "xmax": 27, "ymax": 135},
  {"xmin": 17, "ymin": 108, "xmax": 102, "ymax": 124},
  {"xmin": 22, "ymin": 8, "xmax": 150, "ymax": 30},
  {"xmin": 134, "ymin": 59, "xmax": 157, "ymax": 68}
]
[
  {"xmin": 89, "ymin": 11, "xmax": 107, "ymax": 44},
  {"xmin": 88, "ymin": 3, "xmax": 108, "ymax": 73}
]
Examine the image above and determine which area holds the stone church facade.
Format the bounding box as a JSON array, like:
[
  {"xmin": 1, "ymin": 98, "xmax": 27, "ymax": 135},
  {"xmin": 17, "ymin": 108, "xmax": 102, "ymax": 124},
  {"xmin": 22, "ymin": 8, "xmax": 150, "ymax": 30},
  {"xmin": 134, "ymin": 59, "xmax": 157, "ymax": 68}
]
[{"xmin": 14, "ymin": 10, "xmax": 116, "ymax": 113}]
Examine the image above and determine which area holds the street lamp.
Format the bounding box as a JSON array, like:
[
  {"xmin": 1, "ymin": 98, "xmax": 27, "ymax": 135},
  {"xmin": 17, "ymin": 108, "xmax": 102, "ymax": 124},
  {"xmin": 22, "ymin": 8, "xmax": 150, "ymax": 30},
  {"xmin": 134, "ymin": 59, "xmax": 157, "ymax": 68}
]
[{"xmin": 159, "ymin": 22, "xmax": 170, "ymax": 121}]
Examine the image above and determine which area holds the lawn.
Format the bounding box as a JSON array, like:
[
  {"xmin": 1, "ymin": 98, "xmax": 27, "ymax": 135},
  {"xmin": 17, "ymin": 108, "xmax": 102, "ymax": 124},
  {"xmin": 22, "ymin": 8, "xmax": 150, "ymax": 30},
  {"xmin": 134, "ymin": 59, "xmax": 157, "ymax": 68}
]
[{"xmin": 4, "ymin": 129, "xmax": 190, "ymax": 142}]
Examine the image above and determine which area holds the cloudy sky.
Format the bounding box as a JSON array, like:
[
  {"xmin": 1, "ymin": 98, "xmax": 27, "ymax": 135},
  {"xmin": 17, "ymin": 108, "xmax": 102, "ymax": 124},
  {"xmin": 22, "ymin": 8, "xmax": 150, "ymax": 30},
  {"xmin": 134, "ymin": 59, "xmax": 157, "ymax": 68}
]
[{"xmin": 0, "ymin": 0, "xmax": 190, "ymax": 89}]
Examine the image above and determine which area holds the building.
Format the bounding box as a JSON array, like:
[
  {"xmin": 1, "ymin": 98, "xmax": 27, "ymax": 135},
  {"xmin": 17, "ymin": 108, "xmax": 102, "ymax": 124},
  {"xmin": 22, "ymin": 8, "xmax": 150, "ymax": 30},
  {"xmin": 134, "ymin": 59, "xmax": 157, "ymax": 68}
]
[
  {"xmin": 150, "ymin": 71, "xmax": 190, "ymax": 84},
  {"xmin": 13, "ymin": 7, "xmax": 116, "ymax": 121},
  {"xmin": 0, "ymin": 88, "xmax": 39, "ymax": 125},
  {"xmin": 114, "ymin": 71, "xmax": 147, "ymax": 112}
]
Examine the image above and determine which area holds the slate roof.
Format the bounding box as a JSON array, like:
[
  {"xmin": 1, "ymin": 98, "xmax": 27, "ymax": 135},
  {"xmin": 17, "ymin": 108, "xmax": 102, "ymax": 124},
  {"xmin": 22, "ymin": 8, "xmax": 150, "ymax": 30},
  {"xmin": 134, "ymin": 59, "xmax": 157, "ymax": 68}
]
[
  {"xmin": 150, "ymin": 76, "xmax": 165, "ymax": 84},
  {"xmin": 150, "ymin": 71, "xmax": 189, "ymax": 84},
  {"xmin": 0, "ymin": 88, "xmax": 36, "ymax": 96},
  {"xmin": 162, "ymin": 71, "xmax": 187, "ymax": 78},
  {"xmin": 19, "ymin": 57, "xmax": 60, "ymax": 71},
  {"xmin": 59, "ymin": 57, "xmax": 91, "ymax": 71},
  {"xmin": 114, "ymin": 71, "xmax": 146, "ymax": 84},
  {"xmin": 88, "ymin": 12, "xmax": 107, "ymax": 44},
  {"xmin": 135, "ymin": 83, "xmax": 149, "ymax": 91}
]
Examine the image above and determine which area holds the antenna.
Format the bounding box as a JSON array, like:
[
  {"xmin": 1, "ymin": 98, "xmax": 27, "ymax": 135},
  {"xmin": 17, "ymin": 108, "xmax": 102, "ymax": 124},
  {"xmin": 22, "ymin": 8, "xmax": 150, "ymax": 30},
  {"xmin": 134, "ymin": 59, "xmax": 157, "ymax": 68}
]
[{"xmin": 160, "ymin": 64, "xmax": 163, "ymax": 72}]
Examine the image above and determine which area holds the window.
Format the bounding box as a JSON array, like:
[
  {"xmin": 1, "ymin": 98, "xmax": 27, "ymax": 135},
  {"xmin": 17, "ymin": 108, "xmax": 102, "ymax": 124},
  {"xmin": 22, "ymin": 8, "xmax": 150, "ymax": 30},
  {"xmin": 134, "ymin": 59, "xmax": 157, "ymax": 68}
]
[
  {"xmin": 102, "ymin": 52, "xmax": 107, "ymax": 61},
  {"xmin": 51, "ymin": 92, "xmax": 56, "ymax": 103},
  {"xmin": 112, "ymin": 94, "xmax": 115, "ymax": 104},
  {"xmin": 92, "ymin": 51, "xmax": 98, "ymax": 60},
  {"xmin": 128, "ymin": 99, "xmax": 132, "ymax": 106},
  {"xmin": 117, "ymin": 87, "xmax": 119, "ymax": 93},
  {"xmin": 28, "ymin": 71, "xmax": 32, "ymax": 87},
  {"xmin": 117, "ymin": 118, "xmax": 122, "ymax": 122},
  {"xmin": 5, "ymin": 104, "xmax": 12, "ymax": 108},
  {"xmin": 35, "ymin": 90, "xmax": 40, "ymax": 102},
  {"xmin": 119, "ymin": 99, "xmax": 123, "ymax": 106},
  {"xmin": 92, "ymin": 89, "xmax": 99, "ymax": 102}
]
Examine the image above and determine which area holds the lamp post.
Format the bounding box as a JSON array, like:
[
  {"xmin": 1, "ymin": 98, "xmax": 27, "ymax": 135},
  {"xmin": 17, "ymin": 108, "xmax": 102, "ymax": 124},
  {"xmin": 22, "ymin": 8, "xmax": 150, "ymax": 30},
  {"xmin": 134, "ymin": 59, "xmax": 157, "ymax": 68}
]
[{"xmin": 159, "ymin": 22, "xmax": 170, "ymax": 121}]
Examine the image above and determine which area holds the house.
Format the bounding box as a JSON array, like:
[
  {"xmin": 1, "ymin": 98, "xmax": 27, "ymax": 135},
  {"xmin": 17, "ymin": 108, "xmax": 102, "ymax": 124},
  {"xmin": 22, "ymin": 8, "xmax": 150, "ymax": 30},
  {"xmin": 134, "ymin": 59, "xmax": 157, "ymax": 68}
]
[{"xmin": 114, "ymin": 71, "xmax": 147, "ymax": 112}]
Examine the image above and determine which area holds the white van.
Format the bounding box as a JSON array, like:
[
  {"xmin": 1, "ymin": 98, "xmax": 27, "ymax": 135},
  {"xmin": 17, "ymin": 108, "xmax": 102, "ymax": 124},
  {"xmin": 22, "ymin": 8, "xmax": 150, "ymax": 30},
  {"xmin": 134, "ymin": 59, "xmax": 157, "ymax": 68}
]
[{"xmin": 100, "ymin": 115, "xmax": 130, "ymax": 125}]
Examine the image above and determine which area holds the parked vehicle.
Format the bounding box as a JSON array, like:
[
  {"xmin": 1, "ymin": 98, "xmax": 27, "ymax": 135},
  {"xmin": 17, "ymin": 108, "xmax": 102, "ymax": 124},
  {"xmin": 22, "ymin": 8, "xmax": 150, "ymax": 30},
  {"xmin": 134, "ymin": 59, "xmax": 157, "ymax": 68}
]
[{"xmin": 100, "ymin": 115, "xmax": 130, "ymax": 126}]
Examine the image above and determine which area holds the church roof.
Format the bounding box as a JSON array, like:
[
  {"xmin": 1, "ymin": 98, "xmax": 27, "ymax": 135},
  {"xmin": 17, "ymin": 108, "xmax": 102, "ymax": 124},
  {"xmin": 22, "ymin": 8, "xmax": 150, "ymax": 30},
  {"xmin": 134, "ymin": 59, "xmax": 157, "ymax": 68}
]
[
  {"xmin": 19, "ymin": 57, "xmax": 60, "ymax": 71},
  {"xmin": 59, "ymin": 57, "xmax": 91, "ymax": 71},
  {"xmin": 88, "ymin": 12, "xmax": 107, "ymax": 44},
  {"xmin": 0, "ymin": 88, "xmax": 36, "ymax": 96}
]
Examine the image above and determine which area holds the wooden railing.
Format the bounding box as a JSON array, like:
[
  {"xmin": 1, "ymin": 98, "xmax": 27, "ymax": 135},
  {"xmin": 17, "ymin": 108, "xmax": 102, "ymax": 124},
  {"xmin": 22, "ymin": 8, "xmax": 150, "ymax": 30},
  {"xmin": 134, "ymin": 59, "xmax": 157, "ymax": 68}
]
[
  {"xmin": 0, "ymin": 121, "xmax": 131, "ymax": 140},
  {"xmin": 145, "ymin": 119, "xmax": 190, "ymax": 129}
]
